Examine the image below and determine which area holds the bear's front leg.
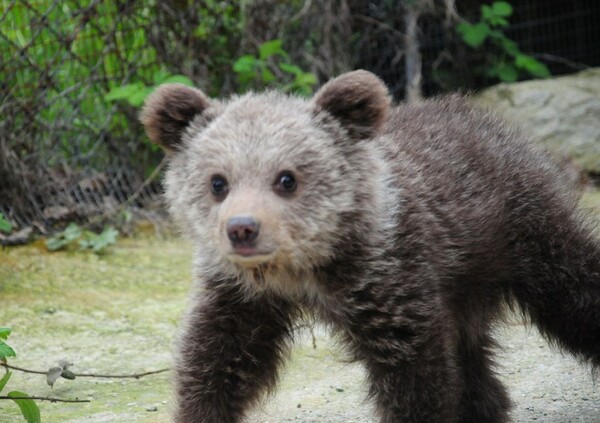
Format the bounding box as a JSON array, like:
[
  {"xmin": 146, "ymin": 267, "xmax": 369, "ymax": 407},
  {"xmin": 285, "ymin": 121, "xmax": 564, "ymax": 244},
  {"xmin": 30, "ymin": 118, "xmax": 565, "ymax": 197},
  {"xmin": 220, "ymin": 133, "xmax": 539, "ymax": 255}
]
[
  {"xmin": 173, "ymin": 282, "xmax": 296, "ymax": 423},
  {"xmin": 339, "ymin": 286, "xmax": 461, "ymax": 423}
]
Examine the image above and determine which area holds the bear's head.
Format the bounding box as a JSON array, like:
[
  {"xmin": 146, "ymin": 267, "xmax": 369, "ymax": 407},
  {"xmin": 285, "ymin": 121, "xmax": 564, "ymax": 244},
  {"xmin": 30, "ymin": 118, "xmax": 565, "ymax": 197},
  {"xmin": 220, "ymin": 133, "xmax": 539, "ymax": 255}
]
[{"xmin": 141, "ymin": 71, "xmax": 392, "ymax": 294}]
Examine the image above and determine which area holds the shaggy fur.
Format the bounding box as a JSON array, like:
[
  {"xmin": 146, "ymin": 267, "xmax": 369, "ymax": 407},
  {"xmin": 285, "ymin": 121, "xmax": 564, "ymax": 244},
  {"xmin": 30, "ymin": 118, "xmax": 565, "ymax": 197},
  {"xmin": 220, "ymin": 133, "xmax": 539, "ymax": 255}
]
[{"xmin": 141, "ymin": 70, "xmax": 600, "ymax": 423}]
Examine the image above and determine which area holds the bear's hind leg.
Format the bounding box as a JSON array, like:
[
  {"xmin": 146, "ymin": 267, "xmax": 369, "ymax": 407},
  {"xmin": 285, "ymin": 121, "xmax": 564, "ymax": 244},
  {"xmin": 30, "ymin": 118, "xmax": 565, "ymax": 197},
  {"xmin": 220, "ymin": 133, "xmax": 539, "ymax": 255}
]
[
  {"xmin": 365, "ymin": 357, "xmax": 462, "ymax": 423},
  {"xmin": 456, "ymin": 332, "xmax": 511, "ymax": 423}
]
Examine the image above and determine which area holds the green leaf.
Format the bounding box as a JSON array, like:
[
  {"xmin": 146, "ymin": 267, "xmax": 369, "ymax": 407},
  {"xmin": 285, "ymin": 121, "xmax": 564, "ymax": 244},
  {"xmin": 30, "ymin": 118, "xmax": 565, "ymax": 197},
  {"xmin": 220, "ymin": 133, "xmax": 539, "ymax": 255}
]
[
  {"xmin": 515, "ymin": 54, "xmax": 536, "ymax": 69},
  {"xmin": 279, "ymin": 63, "xmax": 303, "ymax": 76},
  {"xmin": 295, "ymin": 72, "xmax": 317, "ymax": 87},
  {"xmin": 45, "ymin": 237, "xmax": 68, "ymax": 252},
  {"xmin": 490, "ymin": 63, "xmax": 519, "ymax": 82},
  {"xmin": 457, "ymin": 22, "xmax": 490, "ymax": 48},
  {"xmin": 261, "ymin": 68, "xmax": 276, "ymax": 83},
  {"xmin": 160, "ymin": 75, "xmax": 194, "ymax": 86},
  {"xmin": 233, "ymin": 55, "xmax": 257, "ymax": 74},
  {"xmin": 152, "ymin": 69, "xmax": 170, "ymax": 84},
  {"xmin": 500, "ymin": 38, "xmax": 520, "ymax": 56},
  {"xmin": 46, "ymin": 223, "xmax": 82, "ymax": 251},
  {"xmin": 258, "ymin": 39, "xmax": 283, "ymax": 60},
  {"xmin": 515, "ymin": 54, "xmax": 551, "ymax": 78},
  {"xmin": 0, "ymin": 342, "xmax": 17, "ymax": 360},
  {"xmin": 0, "ymin": 213, "xmax": 12, "ymax": 234},
  {"xmin": 494, "ymin": 17, "xmax": 509, "ymax": 27},
  {"xmin": 0, "ymin": 327, "xmax": 11, "ymax": 340},
  {"xmin": 94, "ymin": 226, "xmax": 118, "ymax": 252},
  {"xmin": 7, "ymin": 391, "xmax": 41, "ymax": 423},
  {"xmin": 0, "ymin": 371, "xmax": 12, "ymax": 392},
  {"xmin": 492, "ymin": 1, "xmax": 513, "ymax": 17},
  {"xmin": 104, "ymin": 83, "xmax": 146, "ymax": 102},
  {"xmin": 62, "ymin": 223, "xmax": 82, "ymax": 241},
  {"xmin": 127, "ymin": 87, "xmax": 154, "ymax": 107},
  {"xmin": 79, "ymin": 226, "xmax": 118, "ymax": 253},
  {"xmin": 530, "ymin": 63, "xmax": 551, "ymax": 78},
  {"xmin": 481, "ymin": 5, "xmax": 494, "ymax": 21}
]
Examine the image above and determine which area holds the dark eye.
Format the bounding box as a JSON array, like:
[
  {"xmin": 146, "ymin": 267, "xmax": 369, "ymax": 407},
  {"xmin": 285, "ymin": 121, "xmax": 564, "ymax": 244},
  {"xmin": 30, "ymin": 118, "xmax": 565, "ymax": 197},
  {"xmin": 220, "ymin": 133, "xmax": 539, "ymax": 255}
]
[
  {"xmin": 210, "ymin": 175, "xmax": 229, "ymax": 198},
  {"xmin": 275, "ymin": 171, "xmax": 297, "ymax": 195}
]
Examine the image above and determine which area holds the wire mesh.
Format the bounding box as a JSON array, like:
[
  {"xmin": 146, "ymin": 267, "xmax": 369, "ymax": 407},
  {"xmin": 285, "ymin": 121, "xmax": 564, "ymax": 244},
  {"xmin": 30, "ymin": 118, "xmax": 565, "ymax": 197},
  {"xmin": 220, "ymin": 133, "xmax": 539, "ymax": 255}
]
[
  {"xmin": 1, "ymin": 0, "xmax": 599, "ymax": 237},
  {"xmin": 0, "ymin": 0, "xmax": 236, "ymax": 234},
  {"xmin": 355, "ymin": 0, "xmax": 600, "ymax": 97}
]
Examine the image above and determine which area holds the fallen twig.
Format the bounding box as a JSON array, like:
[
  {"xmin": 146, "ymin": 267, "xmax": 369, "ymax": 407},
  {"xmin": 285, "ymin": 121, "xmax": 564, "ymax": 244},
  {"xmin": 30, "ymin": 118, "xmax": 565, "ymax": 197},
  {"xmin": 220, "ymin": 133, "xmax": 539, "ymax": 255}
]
[
  {"xmin": 2, "ymin": 363, "xmax": 170, "ymax": 379},
  {"xmin": 0, "ymin": 395, "xmax": 90, "ymax": 403}
]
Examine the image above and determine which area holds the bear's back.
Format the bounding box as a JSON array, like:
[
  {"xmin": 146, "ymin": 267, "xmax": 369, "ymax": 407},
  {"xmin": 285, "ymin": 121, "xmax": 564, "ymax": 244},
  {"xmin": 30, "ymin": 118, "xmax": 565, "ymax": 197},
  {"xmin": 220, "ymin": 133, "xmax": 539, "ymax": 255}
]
[{"xmin": 378, "ymin": 96, "xmax": 580, "ymax": 289}]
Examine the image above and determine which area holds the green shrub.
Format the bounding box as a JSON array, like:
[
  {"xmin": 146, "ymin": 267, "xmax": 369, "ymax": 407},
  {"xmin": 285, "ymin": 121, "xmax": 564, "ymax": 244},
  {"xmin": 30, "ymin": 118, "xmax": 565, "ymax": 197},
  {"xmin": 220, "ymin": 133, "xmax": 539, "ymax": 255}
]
[
  {"xmin": 1, "ymin": 328, "xmax": 41, "ymax": 423},
  {"xmin": 456, "ymin": 1, "xmax": 550, "ymax": 82},
  {"xmin": 233, "ymin": 40, "xmax": 317, "ymax": 96}
]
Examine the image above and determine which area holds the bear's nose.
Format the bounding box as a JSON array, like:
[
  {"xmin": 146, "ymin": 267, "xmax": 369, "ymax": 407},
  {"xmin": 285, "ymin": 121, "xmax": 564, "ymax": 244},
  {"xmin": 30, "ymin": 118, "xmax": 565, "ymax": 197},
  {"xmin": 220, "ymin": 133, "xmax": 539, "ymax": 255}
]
[{"xmin": 227, "ymin": 216, "xmax": 260, "ymax": 244}]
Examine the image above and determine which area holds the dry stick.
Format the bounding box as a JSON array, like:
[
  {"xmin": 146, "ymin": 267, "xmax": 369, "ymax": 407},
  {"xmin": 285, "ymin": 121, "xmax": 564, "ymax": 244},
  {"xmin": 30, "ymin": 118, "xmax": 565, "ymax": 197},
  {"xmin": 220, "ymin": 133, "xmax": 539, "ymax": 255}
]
[
  {"xmin": 88, "ymin": 157, "xmax": 167, "ymax": 226},
  {"xmin": 0, "ymin": 396, "xmax": 90, "ymax": 403},
  {"xmin": 530, "ymin": 53, "xmax": 590, "ymax": 71},
  {"xmin": 2, "ymin": 363, "xmax": 170, "ymax": 379},
  {"xmin": 72, "ymin": 368, "xmax": 169, "ymax": 379},
  {"xmin": 403, "ymin": 5, "xmax": 423, "ymax": 103}
]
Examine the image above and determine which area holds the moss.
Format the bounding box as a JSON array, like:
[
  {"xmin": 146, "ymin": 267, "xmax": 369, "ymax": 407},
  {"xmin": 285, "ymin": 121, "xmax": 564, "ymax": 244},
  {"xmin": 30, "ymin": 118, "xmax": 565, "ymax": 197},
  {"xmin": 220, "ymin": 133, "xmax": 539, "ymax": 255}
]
[{"xmin": 0, "ymin": 234, "xmax": 191, "ymax": 422}]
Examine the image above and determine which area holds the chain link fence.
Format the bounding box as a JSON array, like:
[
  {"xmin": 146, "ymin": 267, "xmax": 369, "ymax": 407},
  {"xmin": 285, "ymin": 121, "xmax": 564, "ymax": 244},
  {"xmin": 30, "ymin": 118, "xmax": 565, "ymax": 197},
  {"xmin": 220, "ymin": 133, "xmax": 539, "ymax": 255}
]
[
  {"xmin": 1, "ymin": 0, "xmax": 599, "ymax": 240},
  {"xmin": 0, "ymin": 0, "xmax": 240, "ymax": 235}
]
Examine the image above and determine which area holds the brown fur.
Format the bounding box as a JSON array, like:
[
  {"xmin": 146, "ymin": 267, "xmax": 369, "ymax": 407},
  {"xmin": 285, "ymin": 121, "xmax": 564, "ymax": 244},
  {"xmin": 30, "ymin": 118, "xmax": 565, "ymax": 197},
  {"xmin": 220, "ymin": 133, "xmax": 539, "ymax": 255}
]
[{"xmin": 141, "ymin": 70, "xmax": 600, "ymax": 423}]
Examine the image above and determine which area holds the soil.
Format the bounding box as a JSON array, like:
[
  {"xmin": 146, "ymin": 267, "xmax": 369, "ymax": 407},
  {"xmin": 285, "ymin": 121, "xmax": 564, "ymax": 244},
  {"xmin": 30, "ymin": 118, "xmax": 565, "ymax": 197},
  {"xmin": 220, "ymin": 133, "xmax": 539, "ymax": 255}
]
[{"xmin": 1, "ymin": 191, "xmax": 599, "ymax": 423}]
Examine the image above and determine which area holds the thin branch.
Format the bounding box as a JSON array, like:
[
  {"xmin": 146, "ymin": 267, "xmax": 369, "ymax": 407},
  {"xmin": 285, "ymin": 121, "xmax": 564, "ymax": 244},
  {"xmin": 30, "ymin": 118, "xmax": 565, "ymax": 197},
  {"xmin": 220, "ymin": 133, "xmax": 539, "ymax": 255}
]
[
  {"xmin": 2, "ymin": 363, "xmax": 170, "ymax": 379},
  {"xmin": 290, "ymin": 0, "xmax": 313, "ymax": 22},
  {"xmin": 529, "ymin": 53, "xmax": 590, "ymax": 71},
  {"xmin": 0, "ymin": 395, "xmax": 90, "ymax": 403},
  {"xmin": 73, "ymin": 368, "xmax": 170, "ymax": 379},
  {"xmin": 2, "ymin": 364, "xmax": 46, "ymax": 375},
  {"xmin": 404, "ymin": 6, "xmax": 423, "ymax": 102},
  {"xmin": 352, "ymin": 14, "xmax": 407, "ymax": 40},
  {"xmin": 119, "ymin": 157, "xmax": 166, "ymax": 209}
]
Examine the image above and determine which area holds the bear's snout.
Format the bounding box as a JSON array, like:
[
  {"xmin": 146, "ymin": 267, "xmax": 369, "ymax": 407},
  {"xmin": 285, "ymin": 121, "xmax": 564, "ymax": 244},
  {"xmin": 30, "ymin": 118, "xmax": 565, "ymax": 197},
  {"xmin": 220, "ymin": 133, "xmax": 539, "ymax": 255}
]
[{"xmin": 227, "ymin": 216, "xmax": 260, "ymax": 246}]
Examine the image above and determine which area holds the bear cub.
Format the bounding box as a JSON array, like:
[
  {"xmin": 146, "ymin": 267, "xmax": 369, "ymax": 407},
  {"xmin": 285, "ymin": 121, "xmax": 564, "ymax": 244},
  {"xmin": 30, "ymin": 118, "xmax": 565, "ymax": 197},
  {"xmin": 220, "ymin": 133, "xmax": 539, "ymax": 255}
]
[{"xmin": 141, "ymin": 70, "xmax": 600, "ymax": 423}]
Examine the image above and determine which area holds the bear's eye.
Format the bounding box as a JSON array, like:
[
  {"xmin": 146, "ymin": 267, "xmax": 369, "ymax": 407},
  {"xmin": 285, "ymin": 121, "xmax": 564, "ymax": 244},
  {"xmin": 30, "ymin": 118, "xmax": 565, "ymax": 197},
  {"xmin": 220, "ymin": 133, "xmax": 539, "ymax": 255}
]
[
  {"xmin": 210, "ymin": 175, "xmax": 229, "ymax": 198},
  {"xmin": 274, "ymin": 171, "xmax": 297, "ymax": 195}
]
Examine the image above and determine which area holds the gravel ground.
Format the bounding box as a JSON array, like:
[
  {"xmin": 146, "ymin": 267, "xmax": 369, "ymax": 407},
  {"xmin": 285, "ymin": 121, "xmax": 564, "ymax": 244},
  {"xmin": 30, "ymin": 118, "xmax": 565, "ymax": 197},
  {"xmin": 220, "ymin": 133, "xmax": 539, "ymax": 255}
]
[
  {"xmin": 249, "ymin": 321, "xmax": 600, "ymax": 423},
  {"xmin": 3, "ymin": 231, "xmax": 600, "ymax": 422}
]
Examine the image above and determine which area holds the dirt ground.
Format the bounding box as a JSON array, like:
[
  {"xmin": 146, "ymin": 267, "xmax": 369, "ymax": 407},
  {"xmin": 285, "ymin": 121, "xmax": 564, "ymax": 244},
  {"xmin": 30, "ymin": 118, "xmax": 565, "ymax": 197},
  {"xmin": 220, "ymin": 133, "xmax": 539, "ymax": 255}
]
[{"xmin": 1, "ymin": 189, "xmax": 600, "ymax": 422}]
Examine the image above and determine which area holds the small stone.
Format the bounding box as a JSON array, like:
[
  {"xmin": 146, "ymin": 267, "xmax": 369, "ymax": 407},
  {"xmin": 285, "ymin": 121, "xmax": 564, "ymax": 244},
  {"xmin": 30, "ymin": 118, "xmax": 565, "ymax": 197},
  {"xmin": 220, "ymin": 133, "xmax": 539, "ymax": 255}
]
[{"xmin": 146, "ymin": 405, "xmax": 158, "ymax": 412}]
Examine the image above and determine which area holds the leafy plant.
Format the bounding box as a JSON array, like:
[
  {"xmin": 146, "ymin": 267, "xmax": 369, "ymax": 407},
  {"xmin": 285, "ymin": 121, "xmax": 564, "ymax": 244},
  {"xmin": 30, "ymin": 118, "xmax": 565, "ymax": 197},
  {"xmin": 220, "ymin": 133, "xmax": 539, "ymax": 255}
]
[
  {"xmin": 456, "ymin": 1, "xmax": 550, "ymax": 82},
  {"xmin": 0, "ymin": 213, "xmax": 12, "ymax": 234},
  {"xmin": 0, "ymin": 328, "xmax": 41, "ymax": 423},
  {"xmin": 45, "ymin": 223, "xmax": 118, "ymax": 253},
  {"xmin": 2, "ymin": 1, "xmax": 163, "ymax": 169},
  {"xmin": 233, "ymin": 39, "xmax": 317, "ymax": 96},
  {"xmin": 105, "ymin": 70, "xmax": 194, "ymax": 107},
  {"xmin": 0, "ymin": 328, "xmax": 16, "ymax": 361}
]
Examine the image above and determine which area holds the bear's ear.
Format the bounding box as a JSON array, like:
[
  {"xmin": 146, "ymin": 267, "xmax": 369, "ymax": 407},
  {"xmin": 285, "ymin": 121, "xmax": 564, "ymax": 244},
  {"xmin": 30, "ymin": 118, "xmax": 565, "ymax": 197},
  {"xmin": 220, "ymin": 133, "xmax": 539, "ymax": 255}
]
[
  {"xmin": 140, "ymin": 83, "xmax": 212, "ymax": 151},
  {"xmin": 313, "ymin": 70, "xmax": 391, "ymax": 141}
]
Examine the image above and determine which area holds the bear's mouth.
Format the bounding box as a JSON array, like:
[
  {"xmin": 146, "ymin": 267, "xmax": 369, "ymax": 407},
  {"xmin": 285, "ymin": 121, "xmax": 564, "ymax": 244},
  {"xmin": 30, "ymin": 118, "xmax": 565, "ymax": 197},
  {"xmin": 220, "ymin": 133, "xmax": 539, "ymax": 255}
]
[{"xmin": 228, "ymin": 247, "xmax": 275, "ymax": 266}]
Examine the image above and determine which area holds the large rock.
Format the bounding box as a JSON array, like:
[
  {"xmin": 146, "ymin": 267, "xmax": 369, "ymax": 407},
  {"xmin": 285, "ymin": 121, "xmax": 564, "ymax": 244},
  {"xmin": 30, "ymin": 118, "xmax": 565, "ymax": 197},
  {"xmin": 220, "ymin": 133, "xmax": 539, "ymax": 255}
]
[{"xmin": 477, "ymin": 68, "xmax": 600, "ymax": 175}]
